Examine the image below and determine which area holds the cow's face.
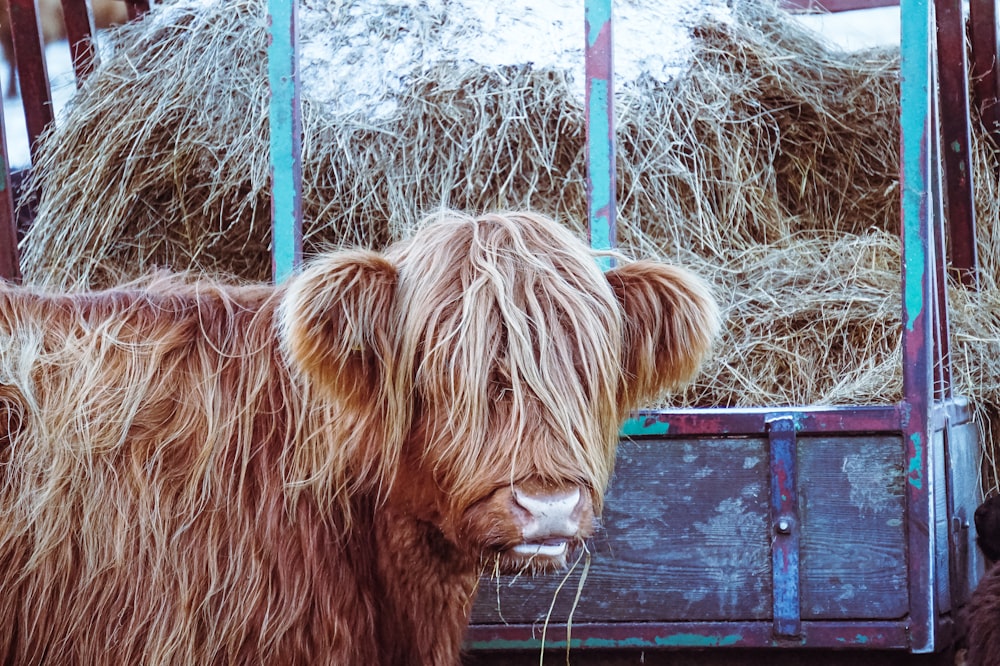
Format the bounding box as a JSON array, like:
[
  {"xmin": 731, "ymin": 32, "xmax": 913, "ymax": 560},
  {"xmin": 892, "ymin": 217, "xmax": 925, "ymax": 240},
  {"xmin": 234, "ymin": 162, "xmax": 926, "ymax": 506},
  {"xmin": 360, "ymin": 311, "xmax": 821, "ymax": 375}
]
[{"xmin": 279, "ymin": 211, "xmax": 719, "ymax": 573}]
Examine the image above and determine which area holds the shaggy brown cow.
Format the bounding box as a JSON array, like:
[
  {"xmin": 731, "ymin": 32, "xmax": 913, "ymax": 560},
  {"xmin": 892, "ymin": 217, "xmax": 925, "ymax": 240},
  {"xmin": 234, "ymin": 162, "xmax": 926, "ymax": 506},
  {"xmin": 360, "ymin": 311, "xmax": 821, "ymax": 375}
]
[
  {"xmin": 965, "ymin": 495, "xmax": 1000, "ymax": 666},
  {"xmin": 0, "ymin": 211, "xmax": 719, "ymax": 664}
]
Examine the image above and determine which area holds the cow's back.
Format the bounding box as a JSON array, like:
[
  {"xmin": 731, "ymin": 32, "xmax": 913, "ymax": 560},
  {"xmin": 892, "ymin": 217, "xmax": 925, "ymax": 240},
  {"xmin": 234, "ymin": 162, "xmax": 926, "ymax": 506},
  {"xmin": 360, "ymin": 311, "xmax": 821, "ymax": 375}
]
[{"xmin": 0, "ymin": 280, "xmax": 381, "ymax": 664}]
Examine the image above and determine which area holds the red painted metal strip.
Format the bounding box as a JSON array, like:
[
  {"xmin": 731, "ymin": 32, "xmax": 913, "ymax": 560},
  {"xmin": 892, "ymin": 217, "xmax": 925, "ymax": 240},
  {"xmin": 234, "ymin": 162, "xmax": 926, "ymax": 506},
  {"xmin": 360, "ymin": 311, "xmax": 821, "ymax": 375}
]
[
  {"xmin": 465, "ymin": 620, "xmax": 911, "ymax": 650},
  {"xmin": 9, "ymin": 0, "xmax": 53, "ymax": 163},
  {"xmin": 61, "ymin": 0, "xmax": 96, "ymax": 83},
  {"xmin": 623, "ymin": 405, "xmax": 904, "ymax": 438},
  {"xmin": 969, "ymin": 0, "xmax": 1000, "ymax": 147},
  {"xmin": 934, "ymin": 0, "xmax": 979, "ymax": 289},
  {"xmin": 0, "ymin": 105, "xmax": 19, "ymax": 282}
]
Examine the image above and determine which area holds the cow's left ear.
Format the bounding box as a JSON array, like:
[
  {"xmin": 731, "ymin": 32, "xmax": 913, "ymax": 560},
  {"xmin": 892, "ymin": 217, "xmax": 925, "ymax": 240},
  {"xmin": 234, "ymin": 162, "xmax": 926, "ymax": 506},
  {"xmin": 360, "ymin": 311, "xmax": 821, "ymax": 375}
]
[
  {"xmin": 606, "ymin": 260, "xmax": 720, "ymax": 411},
  {"xmin": 279, "ymin": 249, "xmax": 398, "ymax": 409}
]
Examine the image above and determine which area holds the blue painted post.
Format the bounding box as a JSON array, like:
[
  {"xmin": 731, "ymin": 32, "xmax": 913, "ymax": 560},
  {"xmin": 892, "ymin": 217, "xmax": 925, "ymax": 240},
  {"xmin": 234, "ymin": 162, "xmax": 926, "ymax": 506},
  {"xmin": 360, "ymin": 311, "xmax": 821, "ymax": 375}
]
[
  {"xmin": 899, "ymin": 0, "xmax": 937, "ymax": 653},
  {"xmin": 768, "ymin": 415, "xmax": 801, "ymax": 638},
  {"xmin": 584, "ymin": 0, "xmax": 615, "ymax": 269},
  {"xmin": 268, "ymin": 0, "xmax": 303, "ymax": 283}
]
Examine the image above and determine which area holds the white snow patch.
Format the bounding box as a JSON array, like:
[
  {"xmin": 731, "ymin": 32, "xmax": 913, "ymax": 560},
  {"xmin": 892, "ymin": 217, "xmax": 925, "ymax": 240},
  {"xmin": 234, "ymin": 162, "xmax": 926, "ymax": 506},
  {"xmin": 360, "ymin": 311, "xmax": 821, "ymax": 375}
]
[
  {"xmin": 298, "ymin": 0, "xmax": 731, "ymax": 120},
  {"xmin": 791, "ymin": 7, "xmax": 900, "ymax": 52}
]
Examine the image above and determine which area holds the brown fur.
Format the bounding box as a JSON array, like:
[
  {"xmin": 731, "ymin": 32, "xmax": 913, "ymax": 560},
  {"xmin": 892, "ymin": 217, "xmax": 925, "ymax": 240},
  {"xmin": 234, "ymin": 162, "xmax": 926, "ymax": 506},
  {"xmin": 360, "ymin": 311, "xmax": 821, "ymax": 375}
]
[
  {"xmin": 966, "ymin": 496, "xmax": 1000, "ymax": 666},
  {"xmin": 966, "ymin": 562, "xmax": 1000, "ymax": 666},
  {"xmin": 0, "ymin": 211, "xmax": 719, "ymax": 664}
]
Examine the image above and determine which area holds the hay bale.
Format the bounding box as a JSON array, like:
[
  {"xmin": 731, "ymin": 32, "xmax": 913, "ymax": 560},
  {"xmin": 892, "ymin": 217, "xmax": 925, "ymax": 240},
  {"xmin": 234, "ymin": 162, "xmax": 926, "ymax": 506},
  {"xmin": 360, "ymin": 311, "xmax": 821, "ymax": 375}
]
[
  {"xmin": 613, "ymin": 8, "xmax": 899, "ymax": 256},
  {"xmin": 17, "ymin": 0, "xmax": 1000, "ymax": 486},
  {"xmin": 677, "ymin": 232, "xmax": 903, "ymax": 408},
  {"xmin": 19, "ymin": 0, "xmax": 597, "ymax": 287},
  {"xmin": 20, "ymin": 0, "xmax": 899, "ymax": 282}
]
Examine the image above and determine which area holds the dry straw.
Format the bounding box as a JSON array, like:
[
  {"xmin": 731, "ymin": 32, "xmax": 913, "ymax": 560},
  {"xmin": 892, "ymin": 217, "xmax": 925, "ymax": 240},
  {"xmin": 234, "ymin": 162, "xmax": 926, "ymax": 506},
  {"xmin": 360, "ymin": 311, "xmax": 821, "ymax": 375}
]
[{"xmin": 16, "ymin": 1, "xmax": 1000, "ymax": 482}]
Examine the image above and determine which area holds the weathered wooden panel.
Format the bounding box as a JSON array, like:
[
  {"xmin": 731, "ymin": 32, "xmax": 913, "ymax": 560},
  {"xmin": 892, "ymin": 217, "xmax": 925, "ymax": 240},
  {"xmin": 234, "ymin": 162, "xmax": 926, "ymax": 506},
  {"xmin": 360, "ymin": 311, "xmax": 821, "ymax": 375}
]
[
  {"xmin": 797, "ymin": 436, "xmax": 907, "ymax": 619},
  {"xmin": 471, "ymin": 434, "xmax": 911, "ymax": 626},
  {"xmin": 471, "ymin": 438, "xmax": 772, "ymax": 624}
]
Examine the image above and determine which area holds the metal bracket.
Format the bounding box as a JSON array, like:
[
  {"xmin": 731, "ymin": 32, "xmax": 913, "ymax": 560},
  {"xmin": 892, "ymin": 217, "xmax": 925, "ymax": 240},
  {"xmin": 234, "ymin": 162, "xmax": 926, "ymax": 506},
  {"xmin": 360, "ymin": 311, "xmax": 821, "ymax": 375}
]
[{"xmin": 768, "ymin": 415, "xmax": 801, "ymax": 638}]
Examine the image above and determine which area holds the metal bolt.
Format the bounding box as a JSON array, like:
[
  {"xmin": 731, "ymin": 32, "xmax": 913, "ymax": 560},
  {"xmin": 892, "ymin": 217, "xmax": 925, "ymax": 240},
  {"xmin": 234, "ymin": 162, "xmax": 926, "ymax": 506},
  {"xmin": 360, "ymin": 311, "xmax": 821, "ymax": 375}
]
[{"xmin": 776, "ymin": 518, "xmax": 791, "ymax": 534}]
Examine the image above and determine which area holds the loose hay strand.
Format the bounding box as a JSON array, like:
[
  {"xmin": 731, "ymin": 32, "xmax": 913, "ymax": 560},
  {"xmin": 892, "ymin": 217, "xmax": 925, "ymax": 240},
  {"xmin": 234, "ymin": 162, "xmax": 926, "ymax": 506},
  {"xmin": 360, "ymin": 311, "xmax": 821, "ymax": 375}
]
[
  {"xmin": 564, "ymin": 544, "xmax": 592, "ymax": 666},
  {"xmin": 539, "ymin": 544, "xmax": 588, "ymax": 666}
]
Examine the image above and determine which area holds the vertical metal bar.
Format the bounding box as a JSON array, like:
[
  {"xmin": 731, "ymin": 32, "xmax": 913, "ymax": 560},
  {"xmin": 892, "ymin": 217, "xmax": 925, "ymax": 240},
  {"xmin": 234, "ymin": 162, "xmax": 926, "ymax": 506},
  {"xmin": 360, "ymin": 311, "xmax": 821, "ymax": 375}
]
[
  {"xmin": 60, "ymin": 0, "xmax": 97, "ymax": 83},
  {"xmin": 900, "ymin": 0, "xmax": 937, "ymax": 653},
  {"xmin": 768, "ymin": 415, "xmax": 800, "ymax": 638},
  {"xmin": 9, "ymin": 0, "xmax": 53, "ymax": 164},
  {"xmin": 933, "ymin": 0, "xmax": 979, "ymax": 289},
  {"xmin": 584, "ymin": 0, "xmax": 615, "ymax": 268},
  {"xmin": 267, "ymin": 0, "xmax": 303, "ymax": 282},
  {"xmin": 969, "ymin": 0, "xmax": 1000, "ymax": 147},
  {"xmin": 928, "ymin": 59, "xmax": 953, "ymax": 400},
  {"xmin": 0, "ymin": 101, "xmax": 20, "ymax": 282}
]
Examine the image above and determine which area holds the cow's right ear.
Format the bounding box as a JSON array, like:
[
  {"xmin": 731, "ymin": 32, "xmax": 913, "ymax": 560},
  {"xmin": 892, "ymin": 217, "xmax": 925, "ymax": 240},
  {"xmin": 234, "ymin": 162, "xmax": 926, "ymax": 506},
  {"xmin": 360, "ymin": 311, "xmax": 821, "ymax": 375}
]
[
  {"xmin": 606, "ymin": 260, "xmax": 720, "ymax": 411},
  {"xmin": 279, "ymin": 250, "xmax": 398, "ymax": 409}
]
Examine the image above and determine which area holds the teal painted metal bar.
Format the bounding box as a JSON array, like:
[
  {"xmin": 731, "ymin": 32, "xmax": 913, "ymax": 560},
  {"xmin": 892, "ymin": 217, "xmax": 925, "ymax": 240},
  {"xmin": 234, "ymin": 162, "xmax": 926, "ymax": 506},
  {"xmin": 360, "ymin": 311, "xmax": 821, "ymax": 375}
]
[
  {"xmin": 584, "ymin": 0, "xmax": 615, "ymax": 269},
  {"xmin": 268, "ymin": 0, "xmax": 303, "ymax": 283},
  {"xmin": 898, "ymin": 0, "xmax": 937, "ymax": 653}
]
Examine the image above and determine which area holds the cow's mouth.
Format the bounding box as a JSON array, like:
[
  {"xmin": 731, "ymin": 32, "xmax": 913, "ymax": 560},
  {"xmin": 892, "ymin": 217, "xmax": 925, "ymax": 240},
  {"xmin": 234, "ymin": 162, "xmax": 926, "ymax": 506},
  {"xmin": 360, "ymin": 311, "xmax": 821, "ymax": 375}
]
[{"xmin": 511, "ymin": 538, "xmax": 569, "ymax": 559}]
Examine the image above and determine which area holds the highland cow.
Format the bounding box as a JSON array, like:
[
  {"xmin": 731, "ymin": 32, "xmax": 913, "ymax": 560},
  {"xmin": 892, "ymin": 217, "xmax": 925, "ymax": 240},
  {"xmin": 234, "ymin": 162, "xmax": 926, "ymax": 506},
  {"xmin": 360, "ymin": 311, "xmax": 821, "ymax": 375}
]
[
  {"xmin": 965, "ymin": 495, "xmax": 1000, "ymax": 666},
  {"xmin": 0, "ymin": 211, "xmax": 719, "ymax": 664}
]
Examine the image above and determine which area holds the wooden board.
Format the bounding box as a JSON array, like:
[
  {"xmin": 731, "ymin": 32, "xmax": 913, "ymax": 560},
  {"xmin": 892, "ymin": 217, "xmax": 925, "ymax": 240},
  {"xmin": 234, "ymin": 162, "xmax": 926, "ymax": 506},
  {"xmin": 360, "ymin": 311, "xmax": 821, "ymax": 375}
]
[
  {"xmin": 798, "ymin": 437, "xmax": 907, "ymax": 619},
  {"xmin": 470, "ymin": 435, "xmax": 908, "ymax": 625}
]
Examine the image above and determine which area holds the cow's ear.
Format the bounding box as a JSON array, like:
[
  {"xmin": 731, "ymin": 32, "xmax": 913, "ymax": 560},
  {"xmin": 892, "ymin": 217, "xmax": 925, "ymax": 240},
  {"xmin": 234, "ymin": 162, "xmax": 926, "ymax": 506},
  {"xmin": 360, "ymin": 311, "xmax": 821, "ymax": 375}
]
[
  {"xmin": 606, "ymin": 260, "xmax": 720, "ymax": 410},
  {"xmin": 279, "ymin": 250, "xmax": 398, "ymax": 408}
]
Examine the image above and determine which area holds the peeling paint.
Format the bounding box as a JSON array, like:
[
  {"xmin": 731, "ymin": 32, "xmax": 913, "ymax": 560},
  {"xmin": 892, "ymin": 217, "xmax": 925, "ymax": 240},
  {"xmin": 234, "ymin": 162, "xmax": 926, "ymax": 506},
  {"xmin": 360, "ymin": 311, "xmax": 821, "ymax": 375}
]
[
  {"xmin": 693, "ymin": 498, "xmax": 769, "ymax": 613},
  {"xmin": 654, "ymin": 633, "xmax": 742, "ymax": 648},
  {"xmin": 899, "ymin": 0, "xmax": 929, "ymax": 333},
  {"xmin": 584, "ymin": 0, "xmax": 611, "ymax": 47},
  {"xmin": 469, "ymin": 633, "xmax": 743, "ymax": 651},
  {"xmin": 841, "ymin": 452, "xmax": 895, "ymax": 515},
  {"xmin": 907, "ymin": 432, "xmax": 924, "ymax": 489}
]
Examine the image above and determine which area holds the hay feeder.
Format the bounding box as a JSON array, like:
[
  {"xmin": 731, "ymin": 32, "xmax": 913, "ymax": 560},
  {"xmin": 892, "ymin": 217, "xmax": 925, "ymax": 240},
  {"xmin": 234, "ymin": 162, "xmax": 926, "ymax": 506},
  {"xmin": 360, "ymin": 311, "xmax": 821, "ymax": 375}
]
[{"xmin": 0, "ymin": 0, "xmax": 987, "ymax": 662}]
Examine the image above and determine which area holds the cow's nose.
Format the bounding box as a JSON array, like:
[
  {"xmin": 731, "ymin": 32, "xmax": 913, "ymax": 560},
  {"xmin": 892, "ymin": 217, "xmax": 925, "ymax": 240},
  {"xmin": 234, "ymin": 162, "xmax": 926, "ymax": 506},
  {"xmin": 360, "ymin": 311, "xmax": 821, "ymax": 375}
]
[{"xmin": 511, "ymin": 486, "xmax": 584, "ymax": 541}]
